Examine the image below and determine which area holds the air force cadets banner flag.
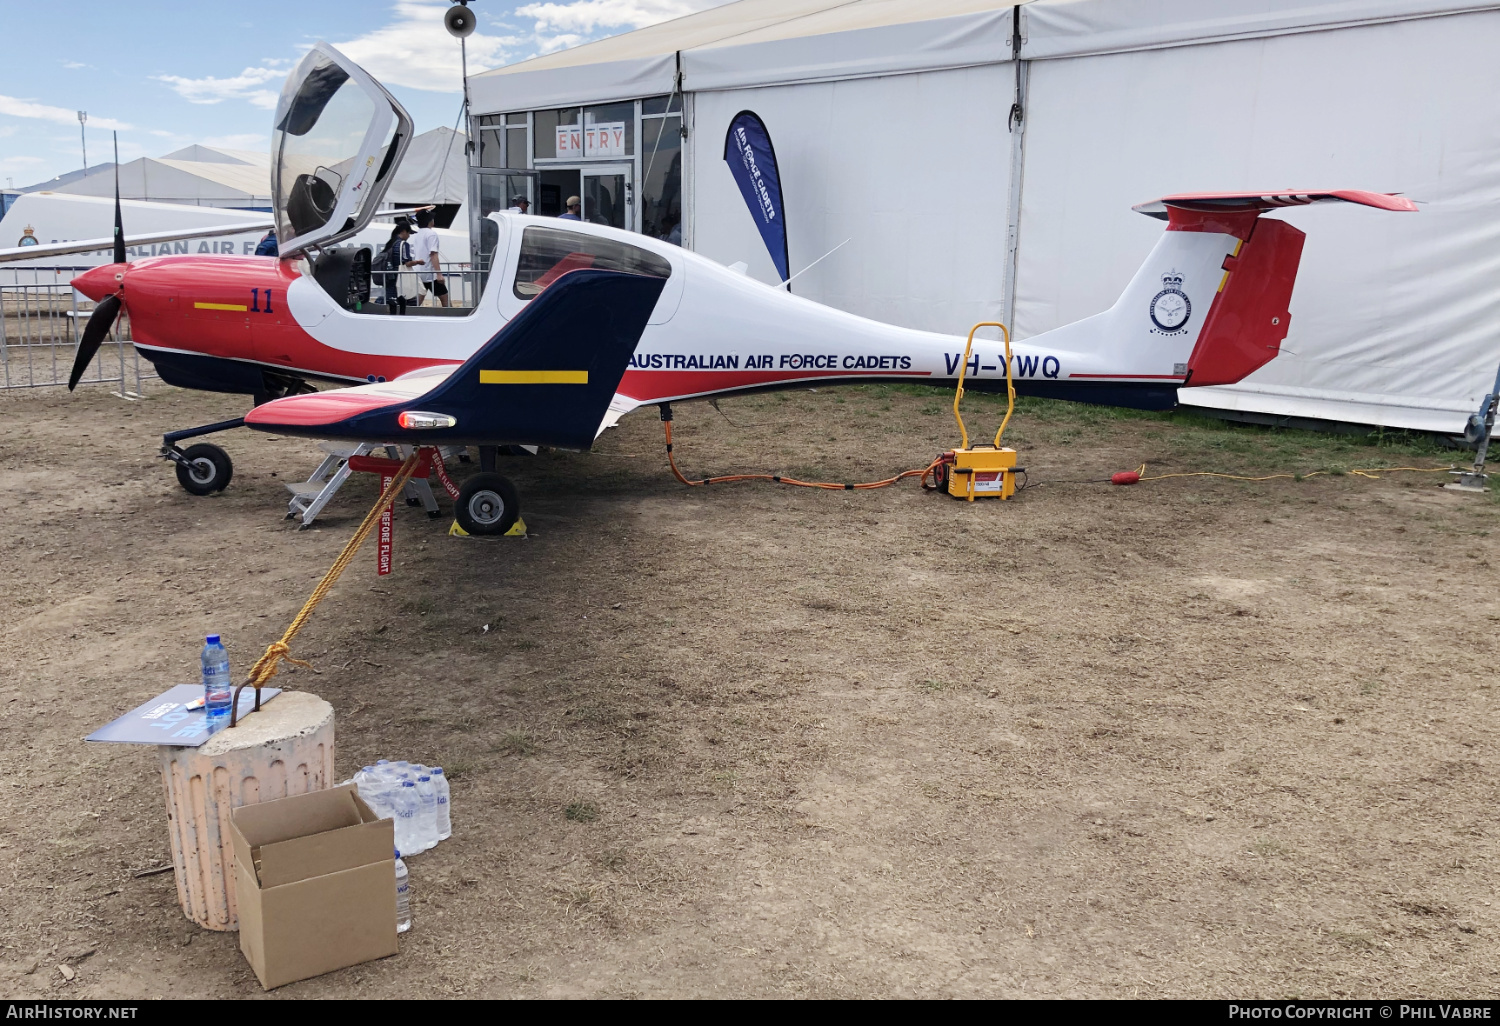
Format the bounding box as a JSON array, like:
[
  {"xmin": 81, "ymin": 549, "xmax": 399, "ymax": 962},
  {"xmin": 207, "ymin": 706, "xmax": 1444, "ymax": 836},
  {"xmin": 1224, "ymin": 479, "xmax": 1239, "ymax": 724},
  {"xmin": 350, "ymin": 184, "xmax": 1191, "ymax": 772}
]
[{"xmin": 723, "ymin": 110, "xmax": 790, "ymax": 288}]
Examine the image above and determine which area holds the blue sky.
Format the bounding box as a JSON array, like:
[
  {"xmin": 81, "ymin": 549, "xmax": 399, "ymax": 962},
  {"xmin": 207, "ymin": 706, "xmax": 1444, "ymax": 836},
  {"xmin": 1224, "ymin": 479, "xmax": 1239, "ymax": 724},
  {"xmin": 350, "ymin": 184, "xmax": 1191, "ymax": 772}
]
[{"xmin": 0, "ymin": 0, "xmax": 727, "ymax": 188}]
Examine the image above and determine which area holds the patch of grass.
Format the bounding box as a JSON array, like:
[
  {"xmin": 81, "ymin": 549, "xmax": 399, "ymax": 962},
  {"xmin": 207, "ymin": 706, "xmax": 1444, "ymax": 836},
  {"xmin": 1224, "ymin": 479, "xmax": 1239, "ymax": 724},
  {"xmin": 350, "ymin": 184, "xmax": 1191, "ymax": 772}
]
[
  {"xmin": 565, "ymin": 801, "xmax": 599, "ymax": 822},
  {"xmin": 918, "ymin": 679, "xmax": 950, "ymax": 692},
  {"xmin": 1327, "ymin": 928, "xmax": 1376, "ymax": 950},
  {"xmin": 1251, "ymin": 839, "xmax": 1288, "ymax": 859},
  {"xmin": 512, "ymin": 639, "xmax": 537, "ymax": 651},
  {"xmin": 443, "ymin": 759, "xmax": 474, "ymax": 780},
  {"xmin": 495, "ymin": 729, "xmax": 536, "ymax": 757}
]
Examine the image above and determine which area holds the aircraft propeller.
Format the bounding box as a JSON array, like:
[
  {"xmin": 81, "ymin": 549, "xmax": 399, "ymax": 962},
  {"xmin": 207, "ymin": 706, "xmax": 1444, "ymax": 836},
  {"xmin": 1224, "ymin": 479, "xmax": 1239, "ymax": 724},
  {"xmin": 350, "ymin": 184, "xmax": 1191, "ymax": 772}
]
[{"xmin": 67, "ymin": 133, "xmax": 129, "ymax": 391}]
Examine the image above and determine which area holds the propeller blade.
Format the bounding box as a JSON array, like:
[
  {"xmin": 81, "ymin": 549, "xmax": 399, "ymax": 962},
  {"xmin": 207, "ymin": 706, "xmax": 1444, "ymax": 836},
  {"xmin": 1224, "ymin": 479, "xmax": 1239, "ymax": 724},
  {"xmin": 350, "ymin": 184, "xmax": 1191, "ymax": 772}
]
[
  {"xmin": 112, "ymin": 132, "xmax": 125, "ymax": 265},
  {"xmin": 68, "ymin": 293, "xmax": 121, "ymax": 391}
]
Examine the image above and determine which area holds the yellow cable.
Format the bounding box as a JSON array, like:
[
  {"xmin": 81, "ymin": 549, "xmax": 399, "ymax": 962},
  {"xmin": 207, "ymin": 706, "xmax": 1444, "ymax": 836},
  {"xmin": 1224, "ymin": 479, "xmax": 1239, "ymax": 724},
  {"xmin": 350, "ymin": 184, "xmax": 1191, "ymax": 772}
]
[
  {"xmin": 1134, "ymin": 462, "xmax": 1455, "ymax": 483},
  {"xmin": 230, "ymin": 451, "xmax": 423, "ymax": 726}
]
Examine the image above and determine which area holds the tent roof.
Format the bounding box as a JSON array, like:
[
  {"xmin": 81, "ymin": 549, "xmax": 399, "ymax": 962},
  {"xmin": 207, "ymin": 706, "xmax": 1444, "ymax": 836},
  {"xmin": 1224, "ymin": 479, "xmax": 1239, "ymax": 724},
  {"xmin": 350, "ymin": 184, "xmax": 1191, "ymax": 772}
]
[
  {"xmin": 469, "ymin": 0, "xmax": 1499, "ymax": 111},
  {"xmin": 158, "ymin": 145, "xmax": 268, "ymax": 166},
  {"xmin": 30, "ymin": 128, "xmax": 464, "ymax": 209},
  {"xmin": 384, "ymin": 126, "xmax": 468, "ymax": 206},
  {"xmin": 47, "ymin": 157, "xmax": 267, "ymax": 204}
]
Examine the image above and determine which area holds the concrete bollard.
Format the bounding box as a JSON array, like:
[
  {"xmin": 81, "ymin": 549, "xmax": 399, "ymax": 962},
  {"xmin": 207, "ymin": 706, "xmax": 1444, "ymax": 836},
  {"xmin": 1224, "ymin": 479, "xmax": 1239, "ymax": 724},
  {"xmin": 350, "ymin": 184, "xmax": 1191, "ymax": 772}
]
[{"xmin": 158, "ymin": 692, "xmax": 335, "ymax": 931}]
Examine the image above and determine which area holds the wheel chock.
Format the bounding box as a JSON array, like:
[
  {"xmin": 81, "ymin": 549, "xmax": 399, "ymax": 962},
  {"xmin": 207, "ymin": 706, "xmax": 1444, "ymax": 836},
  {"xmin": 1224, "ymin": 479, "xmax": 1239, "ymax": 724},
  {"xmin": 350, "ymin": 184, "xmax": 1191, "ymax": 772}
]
[{"xmin": 448, "ymin": 516, "xmax": 527, "ymax": 539}]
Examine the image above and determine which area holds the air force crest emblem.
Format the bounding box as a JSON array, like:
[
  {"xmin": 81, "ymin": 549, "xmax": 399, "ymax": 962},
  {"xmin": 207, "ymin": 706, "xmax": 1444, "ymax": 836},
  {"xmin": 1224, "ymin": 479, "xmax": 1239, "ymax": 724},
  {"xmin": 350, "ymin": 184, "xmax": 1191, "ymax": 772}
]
[{"xmin": 1149, "ymin": 270, "xmax": 1190, "ymax": 334}]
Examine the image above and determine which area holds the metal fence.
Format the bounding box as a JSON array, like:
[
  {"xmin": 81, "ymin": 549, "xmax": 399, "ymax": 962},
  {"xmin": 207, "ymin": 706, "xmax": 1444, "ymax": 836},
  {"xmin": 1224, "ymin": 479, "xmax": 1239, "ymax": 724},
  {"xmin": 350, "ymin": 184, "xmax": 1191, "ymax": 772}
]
[
  {"xmin": 0, "ymin": 262, "xmax": 489, "ymax": 392},
  {"xmin": 0, "ymin": 275, "xmax": 151, "ymax": 394},
  {"xmin": 376, "ymin": 264, "xmax": 486, "ymax": 310}
]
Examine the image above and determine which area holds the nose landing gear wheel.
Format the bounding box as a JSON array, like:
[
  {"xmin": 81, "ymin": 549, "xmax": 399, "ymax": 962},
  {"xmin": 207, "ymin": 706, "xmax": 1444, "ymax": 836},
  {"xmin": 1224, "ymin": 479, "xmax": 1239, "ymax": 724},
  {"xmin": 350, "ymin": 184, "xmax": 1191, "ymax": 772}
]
[
  {"xmin": 175, "ymin": 443, "xmax": 233, "ymax": 495},
  {"xmin": 455, "ymin": 473, "xmax": 520, "ymax": 536}
]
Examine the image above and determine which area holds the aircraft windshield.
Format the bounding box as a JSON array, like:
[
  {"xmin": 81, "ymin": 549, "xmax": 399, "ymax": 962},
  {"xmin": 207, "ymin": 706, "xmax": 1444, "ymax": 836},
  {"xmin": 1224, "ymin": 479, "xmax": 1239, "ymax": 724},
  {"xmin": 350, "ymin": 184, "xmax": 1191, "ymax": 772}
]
[
  {"xmin": 513, "ymin": 226, "xmax": 672, "ymax": 301},
  {"xmin": 274, "ymin": 54, "xmax": 378, "ymax": 241}
]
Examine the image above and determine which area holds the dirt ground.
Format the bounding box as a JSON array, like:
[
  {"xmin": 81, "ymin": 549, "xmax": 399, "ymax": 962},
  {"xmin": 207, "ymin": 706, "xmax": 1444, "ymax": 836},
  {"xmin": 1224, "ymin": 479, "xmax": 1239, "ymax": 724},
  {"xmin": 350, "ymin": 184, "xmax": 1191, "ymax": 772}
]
[{"xmin": 0, "ymin": 381, "xmax": 1495, "ymax": 999}]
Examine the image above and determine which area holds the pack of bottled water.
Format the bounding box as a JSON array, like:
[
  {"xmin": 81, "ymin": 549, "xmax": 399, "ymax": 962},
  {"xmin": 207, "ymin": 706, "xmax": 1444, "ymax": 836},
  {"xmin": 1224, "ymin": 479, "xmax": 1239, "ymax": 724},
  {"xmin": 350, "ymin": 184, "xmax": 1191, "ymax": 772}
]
[{"xmin": 352, "ymin": 760, "xmax": 452, "ymax": 856}]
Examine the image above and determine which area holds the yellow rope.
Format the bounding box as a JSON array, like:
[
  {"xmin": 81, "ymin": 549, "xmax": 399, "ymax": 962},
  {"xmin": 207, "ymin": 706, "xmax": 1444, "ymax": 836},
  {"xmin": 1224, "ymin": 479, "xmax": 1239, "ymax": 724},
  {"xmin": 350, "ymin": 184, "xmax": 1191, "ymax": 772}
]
[
  {"xmin": 1134, "ymin": 462, "xmax": 1456, "ymax": 483},
  {"xmin": 230, "ymin": 451, "xmax": 422, "ymax": 725}
]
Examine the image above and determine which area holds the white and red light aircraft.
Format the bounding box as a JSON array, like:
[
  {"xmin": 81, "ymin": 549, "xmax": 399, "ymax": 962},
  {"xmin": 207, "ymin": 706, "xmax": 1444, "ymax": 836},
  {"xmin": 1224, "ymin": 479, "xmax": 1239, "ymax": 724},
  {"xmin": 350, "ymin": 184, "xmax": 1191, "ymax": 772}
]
[{"xmin": 1, "ymin": 42, "xmax": 1415, "ymax": 533}]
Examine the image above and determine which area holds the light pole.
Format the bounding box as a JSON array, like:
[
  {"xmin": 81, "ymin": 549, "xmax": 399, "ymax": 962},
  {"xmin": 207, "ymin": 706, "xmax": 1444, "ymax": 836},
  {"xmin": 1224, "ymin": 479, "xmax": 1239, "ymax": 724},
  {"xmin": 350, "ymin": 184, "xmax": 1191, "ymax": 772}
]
[{"xmin": 77, "ymin": 110, "xmax": 88, "ymax": 171}]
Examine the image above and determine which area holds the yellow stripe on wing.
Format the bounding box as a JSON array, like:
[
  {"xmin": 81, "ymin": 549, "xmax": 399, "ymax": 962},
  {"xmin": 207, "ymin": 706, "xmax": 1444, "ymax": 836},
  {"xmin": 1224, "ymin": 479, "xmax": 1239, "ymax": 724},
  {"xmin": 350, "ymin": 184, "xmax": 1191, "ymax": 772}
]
[
  {"xmin": 194, "ymin": 302, "xmax": 249, "ymax": 312},
  {"xmin": 479, "ymin": 370, "xmax": 589, "ymax": 384}
]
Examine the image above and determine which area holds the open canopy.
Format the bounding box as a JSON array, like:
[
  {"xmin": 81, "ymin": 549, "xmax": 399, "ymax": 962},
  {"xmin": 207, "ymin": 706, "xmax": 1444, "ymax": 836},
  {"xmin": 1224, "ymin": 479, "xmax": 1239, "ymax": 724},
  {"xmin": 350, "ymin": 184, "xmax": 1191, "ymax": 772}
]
[{"xmin": 272, "ymin": 42, "xmax": 413, "ymax": 256}]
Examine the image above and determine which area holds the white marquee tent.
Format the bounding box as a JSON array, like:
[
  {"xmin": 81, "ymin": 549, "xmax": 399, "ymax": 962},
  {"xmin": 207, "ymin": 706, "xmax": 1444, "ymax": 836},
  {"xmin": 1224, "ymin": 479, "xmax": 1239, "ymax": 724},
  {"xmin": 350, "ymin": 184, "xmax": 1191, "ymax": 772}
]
[
  {"xmin": 29, "ymin": 127, "xmax": 469, "ymax": 213},
  {"xmin": 471, "ymin": 0, "xmax": 1500, "ymax": 433}
]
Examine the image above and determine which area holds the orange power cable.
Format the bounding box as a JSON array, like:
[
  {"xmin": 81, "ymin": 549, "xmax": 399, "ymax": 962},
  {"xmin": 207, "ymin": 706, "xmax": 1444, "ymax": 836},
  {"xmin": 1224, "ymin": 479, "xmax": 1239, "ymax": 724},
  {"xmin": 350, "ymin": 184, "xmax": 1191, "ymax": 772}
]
[{"xmin": 661, "ymin": 405, "xmax": 942, "ymax": 492}]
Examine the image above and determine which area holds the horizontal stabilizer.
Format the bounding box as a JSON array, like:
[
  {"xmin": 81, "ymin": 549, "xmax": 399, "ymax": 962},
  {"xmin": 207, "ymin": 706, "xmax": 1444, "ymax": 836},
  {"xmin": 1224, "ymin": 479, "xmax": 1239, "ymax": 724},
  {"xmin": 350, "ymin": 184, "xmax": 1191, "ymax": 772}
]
[
  {"xmin": 245, "ymin": 268, "xmax": 667, "ymax": 449},
  {"xmin": 1133, "ymin": 190, "xmax": 1417, "ymax": 220}
]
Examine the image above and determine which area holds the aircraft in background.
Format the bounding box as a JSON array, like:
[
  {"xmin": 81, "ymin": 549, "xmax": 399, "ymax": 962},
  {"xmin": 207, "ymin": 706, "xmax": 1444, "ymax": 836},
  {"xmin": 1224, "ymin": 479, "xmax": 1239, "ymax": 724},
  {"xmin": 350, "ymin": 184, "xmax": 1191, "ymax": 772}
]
[{"xmin": 0, "ymin": 42, "xmax": 1416, "ymax": 531}]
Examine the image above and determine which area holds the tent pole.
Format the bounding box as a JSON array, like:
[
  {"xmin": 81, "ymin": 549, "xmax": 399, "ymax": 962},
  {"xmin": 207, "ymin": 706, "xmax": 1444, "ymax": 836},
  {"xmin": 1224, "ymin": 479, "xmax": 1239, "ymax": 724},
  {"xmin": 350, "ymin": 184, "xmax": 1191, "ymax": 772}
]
[{"xmin": 1002, "ymin": 6, "xmax": 1029, "ymax": 333}]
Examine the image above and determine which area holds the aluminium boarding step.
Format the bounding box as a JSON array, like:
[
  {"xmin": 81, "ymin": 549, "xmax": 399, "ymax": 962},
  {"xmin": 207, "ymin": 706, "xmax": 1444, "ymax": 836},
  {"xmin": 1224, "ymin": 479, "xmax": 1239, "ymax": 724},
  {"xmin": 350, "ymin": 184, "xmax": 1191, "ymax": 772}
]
[{"xmin": 284, "ymin": 442, "xmax": 454, "ymax": 529}]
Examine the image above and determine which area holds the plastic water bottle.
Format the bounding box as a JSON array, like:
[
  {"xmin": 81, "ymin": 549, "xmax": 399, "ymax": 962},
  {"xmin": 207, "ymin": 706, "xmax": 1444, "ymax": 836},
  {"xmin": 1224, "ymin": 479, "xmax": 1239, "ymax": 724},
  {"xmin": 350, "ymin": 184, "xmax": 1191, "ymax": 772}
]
[
  {"xmin": 394, "ymin": 851, "xmax": 412, "ymax": 934},
  {"xmin": 431, "ymin": 768, "xmax": 451, "ymax": 841},
  {"xmin": 392, "ymin": 781, "xmax": 419, "ymax": 854},
  {"xmin": 201, "ymin": 635, "xmax": 232, "ymax": 731},
  {"xmin": 415, "ymin": 776, "xmax": 439, "ymax": 851},
  {"xmin": 357, "ymin": 771, "xmax": 393, "ymax": 820}
]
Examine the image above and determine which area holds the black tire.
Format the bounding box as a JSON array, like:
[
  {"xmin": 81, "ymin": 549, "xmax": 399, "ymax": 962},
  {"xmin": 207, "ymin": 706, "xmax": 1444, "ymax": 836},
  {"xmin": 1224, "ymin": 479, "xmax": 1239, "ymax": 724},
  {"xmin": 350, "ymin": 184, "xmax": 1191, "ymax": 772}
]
[
  {"xmin": 455, "ymin": 473, "xmax": 519, "ymax": 536},
  {"xmin": 175, "ymin": 443, "xmax": 233, "ymax": 495},
  {"xmin": 932, "ymin": 461, "xmax": 950, "ymax": 493}
]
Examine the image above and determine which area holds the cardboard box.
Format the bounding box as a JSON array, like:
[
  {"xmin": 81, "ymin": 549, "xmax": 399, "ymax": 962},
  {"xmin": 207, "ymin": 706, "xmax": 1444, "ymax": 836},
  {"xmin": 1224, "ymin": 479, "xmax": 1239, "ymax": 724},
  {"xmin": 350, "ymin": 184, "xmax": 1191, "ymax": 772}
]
[{"xmin": 229, "ymin": 784, "xmax": 397, "ymax": 989}]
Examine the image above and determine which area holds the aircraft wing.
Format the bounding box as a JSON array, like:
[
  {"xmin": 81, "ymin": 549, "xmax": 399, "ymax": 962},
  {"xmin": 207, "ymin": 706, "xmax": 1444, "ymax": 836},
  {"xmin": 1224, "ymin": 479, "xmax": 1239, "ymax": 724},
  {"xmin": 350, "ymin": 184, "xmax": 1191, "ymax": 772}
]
[
  {"xmin": 1133, "ymin": 190, "xmax": 1417, "ymax": 219},
  {"xmin": 245, "ymin": 268, "xmax": 667, "ymax": 451},
  {"xmin": 0, "ymin": 219, "xmax": 276, "ymax": 264}
]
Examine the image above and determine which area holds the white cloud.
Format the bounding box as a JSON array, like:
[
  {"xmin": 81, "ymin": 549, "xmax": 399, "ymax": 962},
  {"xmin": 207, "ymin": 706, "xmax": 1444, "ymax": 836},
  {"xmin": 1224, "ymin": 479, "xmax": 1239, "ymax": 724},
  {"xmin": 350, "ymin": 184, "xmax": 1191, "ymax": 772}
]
[
  {"xmin": 62, "ymin": 60, "xmax": 92, "ymax": 70},
  {"xmin": 0, "ymin": 154, "xmax": 45, "ymax": 179},
  {"xmin": 516, "ymin": 0, "xmax": 726, "ymax": 36},
  {"xmin": 155, "ymin": 65, "xmax": 287, "ymax": 109},
  {"xmin": 332, "ymin": 0, "xmax": 730, "ymax": 89},
  {"xmin": 333, "ymin": 1, "xmax": 520, "ymax": 92},
  {"xmin": 0, "ymin": 95, "xmax": 130, "ymax": 130},
  {"xmin": 201, "ymin": 133, "xmax": 269, "ymax": 151}
]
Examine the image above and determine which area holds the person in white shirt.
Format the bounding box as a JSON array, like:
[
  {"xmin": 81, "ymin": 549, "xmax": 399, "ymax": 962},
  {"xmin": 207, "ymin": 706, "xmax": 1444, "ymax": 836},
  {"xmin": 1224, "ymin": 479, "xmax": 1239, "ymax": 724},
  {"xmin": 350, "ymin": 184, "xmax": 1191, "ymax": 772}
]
[
  {"xmin": 507, "ymin": 196, "xmax": 530, "ymax": 214},
  {"xmin": 410, "ymin": 209, "xmax": 449, "ymax": 307}
]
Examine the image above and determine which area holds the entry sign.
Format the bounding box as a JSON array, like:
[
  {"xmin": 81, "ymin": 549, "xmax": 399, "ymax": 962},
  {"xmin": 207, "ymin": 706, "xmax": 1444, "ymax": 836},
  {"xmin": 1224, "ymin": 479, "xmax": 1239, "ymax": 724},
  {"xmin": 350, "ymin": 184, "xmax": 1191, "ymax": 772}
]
[
  {"xmin": 378, "ymin": 473, "xmax": 394, "ymax": 576},
  {"xmin": 556, "ymin": 125, "xmax": 583, "ymax": 159},
  {"xmin": 585, "ymin": 122, "xmax": 626, "ymax": 158},
  {"xmin": 85, "ymin": 684, "xmax": 282, "ymax": 746}
]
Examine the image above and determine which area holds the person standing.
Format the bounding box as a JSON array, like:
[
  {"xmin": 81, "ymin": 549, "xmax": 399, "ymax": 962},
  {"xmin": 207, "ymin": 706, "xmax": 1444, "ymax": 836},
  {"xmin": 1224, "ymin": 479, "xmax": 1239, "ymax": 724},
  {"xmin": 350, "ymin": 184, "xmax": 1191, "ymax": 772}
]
[
  {"xmin": 559, "ymin": 196, "xmax": 582, "ymax": 221},
  {"xmin": 507, "ymin": 196, "xmax": 530, "ymax": 214},
  {"xmin": 254, "ymin": 229, "xmax": 278, "ymax": 257},
  {"xmin": 410, "ymin": 209, "xmax": 449, "ymax": 308},
  {"xmin": 376, "ymin": 223, "xmax": 412, "ymax": 314}
]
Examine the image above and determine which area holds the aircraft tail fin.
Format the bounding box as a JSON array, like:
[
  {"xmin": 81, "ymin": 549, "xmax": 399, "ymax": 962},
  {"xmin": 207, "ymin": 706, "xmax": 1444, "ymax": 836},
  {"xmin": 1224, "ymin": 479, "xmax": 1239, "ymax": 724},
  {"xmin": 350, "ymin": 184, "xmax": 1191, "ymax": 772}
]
[{"xmin": 1134, "ymin": 191, "xmax": 1413, "ymax": 388}]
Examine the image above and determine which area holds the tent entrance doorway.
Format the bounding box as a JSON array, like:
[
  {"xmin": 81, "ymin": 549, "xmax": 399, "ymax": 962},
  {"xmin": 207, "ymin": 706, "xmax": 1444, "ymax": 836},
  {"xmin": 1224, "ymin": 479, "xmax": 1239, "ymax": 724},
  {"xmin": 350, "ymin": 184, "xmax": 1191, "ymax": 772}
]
[{"xmin": 538, "ymin": 166, "xmax": 633, "ymax": 229}]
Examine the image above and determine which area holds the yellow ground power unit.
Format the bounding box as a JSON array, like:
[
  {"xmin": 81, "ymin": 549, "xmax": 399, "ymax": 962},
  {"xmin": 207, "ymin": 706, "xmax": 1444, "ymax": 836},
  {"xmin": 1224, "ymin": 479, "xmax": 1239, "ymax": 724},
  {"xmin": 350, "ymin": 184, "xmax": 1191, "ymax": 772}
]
[{"xmin": 934, "ymin": 321, "xmax": 1023, "ymax": 501}]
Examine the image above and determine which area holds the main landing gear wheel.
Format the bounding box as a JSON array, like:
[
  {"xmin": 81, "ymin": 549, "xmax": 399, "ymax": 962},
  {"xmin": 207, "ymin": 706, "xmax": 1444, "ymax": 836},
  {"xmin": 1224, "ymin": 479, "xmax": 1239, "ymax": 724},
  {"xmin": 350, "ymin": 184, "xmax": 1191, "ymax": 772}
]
[
  {"xmin": 455, "ymin": 473, "xmax": 520, "ymax": 536},
  {"xmin": 175, "ymin": 443, "xmax": 233, "ymax": 495}
]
